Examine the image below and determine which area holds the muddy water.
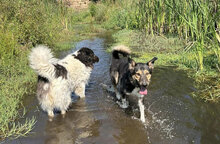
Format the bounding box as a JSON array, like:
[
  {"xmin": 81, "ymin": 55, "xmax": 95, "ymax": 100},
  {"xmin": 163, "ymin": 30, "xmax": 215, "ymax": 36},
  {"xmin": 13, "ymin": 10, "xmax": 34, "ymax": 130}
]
[{"xmin": 5, "ymin": 34, "xmax": 220, "ymax": 144}]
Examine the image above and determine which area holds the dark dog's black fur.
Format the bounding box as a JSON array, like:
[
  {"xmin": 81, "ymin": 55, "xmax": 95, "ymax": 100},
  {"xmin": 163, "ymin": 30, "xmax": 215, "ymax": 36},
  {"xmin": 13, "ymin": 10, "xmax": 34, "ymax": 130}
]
[
  {"xmin": 73, "ymin": 47, "xmax": 99, "ymax": 68},
  {"xmin": 110, "ymin": 46, "xmax": 157, "ymax": 122}
]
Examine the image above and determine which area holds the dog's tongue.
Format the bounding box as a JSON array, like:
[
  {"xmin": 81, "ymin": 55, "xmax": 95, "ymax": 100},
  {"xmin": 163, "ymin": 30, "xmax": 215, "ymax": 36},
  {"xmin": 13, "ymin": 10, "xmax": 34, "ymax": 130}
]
[{"xmin": 139, "ymin": 89, "xmax": 148, "ymax": 95}]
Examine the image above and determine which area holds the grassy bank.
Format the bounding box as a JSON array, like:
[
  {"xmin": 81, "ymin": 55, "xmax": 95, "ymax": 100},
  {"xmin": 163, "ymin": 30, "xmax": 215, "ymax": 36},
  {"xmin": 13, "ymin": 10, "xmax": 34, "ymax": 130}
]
[
  {"xmin": 0, "ymin": 0, "xmax": 98, "ymax": 141},
  {"xmin": 89, "ymin": 0, "xmax": 220, "ymax": 101}
]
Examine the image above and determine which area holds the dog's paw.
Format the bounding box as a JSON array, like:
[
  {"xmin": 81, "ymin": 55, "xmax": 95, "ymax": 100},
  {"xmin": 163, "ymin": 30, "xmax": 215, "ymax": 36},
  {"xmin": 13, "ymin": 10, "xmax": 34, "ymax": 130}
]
[
  {"xmin": 48, "ymin": 110, "xmax": 54, "ymax": 122},
  {"xmin": 140, "ymin": 117, "xmax": 146, "ymax": 123},
  {"xmin": 117, "ymin": 99, "xmax": 129, "ymax": 109}
]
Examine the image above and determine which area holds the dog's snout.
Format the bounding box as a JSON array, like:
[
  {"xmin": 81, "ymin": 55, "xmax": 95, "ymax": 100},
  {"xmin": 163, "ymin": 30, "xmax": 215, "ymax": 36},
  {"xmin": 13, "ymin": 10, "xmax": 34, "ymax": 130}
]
[
  {"xmin": 94, "ymin": 56, "xmax": 99, "ymax": 62},
  {"xmin": 139, "ymin": 76, "xmax": 148, "ymax": 86},
  {"xmin": 140, "ymin": 80, "xmax": 149, "ymax": 87},
  {"xmin": 142, "ymin": 84, "xmax": 148, "ymax": 88},
  {"xmin": 143, "ymin": 83, "xmax": 147, "ymax": 87},
  {"xmin": 142, "ymin": 81, "xmax": 147, "ymax": 86}
]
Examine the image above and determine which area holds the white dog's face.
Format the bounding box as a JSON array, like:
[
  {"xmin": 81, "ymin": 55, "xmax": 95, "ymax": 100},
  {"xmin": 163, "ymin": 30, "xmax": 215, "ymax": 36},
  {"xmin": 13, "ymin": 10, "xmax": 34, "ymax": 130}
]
[{"xmin": 73, "ymin": 47, "xmax": 99, "ymax": 69}]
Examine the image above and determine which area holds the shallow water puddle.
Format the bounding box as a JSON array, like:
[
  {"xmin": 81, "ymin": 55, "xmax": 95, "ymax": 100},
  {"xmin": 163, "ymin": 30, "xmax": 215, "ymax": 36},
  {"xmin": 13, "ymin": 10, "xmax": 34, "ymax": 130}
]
[{"xmin": 5, "ymin": 35, "xmax": 220, "ymax": 144}]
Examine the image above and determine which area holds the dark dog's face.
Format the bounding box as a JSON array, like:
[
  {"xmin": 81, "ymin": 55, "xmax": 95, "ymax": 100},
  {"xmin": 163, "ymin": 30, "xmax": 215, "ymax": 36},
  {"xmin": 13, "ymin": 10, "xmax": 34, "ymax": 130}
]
[
  {"xmin": 73, "ymin": 47, "xmax": 99, "ymax": 68},
  {"xmin": 129, "ymin": 57, "xmax": 157, "ymax": 95}
]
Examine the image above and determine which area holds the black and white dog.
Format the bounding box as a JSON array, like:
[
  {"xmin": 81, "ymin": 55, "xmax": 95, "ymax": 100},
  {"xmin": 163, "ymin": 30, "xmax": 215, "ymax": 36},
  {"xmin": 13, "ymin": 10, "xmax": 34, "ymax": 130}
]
[
  {"xmin": 29, "ymin": 45, "xmax": 99, "ymax": 117},
  {"xmin": 110, "ymin": 45, "xmax": 157, "ymax": 122}
]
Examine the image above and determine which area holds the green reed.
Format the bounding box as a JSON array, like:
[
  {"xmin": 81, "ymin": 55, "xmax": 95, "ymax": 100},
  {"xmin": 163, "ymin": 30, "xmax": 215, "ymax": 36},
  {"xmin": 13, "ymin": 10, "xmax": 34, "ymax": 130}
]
[{"xmin": 133, "ymin": 0, "xmax": 219, "ymax": 71}]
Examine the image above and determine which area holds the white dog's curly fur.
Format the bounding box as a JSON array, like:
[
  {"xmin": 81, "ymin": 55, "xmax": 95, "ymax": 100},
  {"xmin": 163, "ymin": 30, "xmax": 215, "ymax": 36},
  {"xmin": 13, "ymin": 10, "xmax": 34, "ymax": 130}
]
[{"xmin": 29, "ymin": 45, "xmax": 99, "ymax": 117}]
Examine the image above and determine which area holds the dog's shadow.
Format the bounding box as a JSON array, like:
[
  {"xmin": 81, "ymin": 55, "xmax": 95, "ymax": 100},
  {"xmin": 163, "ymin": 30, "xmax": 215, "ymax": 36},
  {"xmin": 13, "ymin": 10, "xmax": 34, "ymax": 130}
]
[{"xmin": 45, "ymin": 95, "xmax": 101, "ymax": 143}]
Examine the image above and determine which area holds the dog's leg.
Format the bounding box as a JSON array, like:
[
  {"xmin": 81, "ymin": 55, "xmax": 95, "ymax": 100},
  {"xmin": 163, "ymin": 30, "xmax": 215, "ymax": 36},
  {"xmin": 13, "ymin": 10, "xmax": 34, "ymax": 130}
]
[
  {"xmin": 116, "ymin": 92, "xmax": 121, "ymax": 100},
  {"xmin": 61, "ymin": 110, "xmax": 66, "ymax": 115},
  {"xmin": 121, "ymin": 98, "xmax": 129, "ymax": 108},
  {"xmin": 113, "ymin": 85, "xmax": 121, "ymax": 100},
  {"xmin": 48, "ymin": 110, "xmax": 54, "ymax": 118},
  {"xmin": 116, "ymin": 93, "xmax": 128, "ymax": 108},
  {"xmin": 61, "ymin": 110, "xmax": 66, "ymax": 118},
  {"xmin": 75, "ymin": 83, "xmax": 86, "ymax": 98},
  {"xmin": 138, "ymin": 98, "xmax": 145, "ymax": 123}
]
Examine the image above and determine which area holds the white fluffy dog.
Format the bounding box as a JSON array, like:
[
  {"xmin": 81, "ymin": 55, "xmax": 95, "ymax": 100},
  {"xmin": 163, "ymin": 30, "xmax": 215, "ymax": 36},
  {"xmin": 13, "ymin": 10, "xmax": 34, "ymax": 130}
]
[{"xmin": 29, "ymin": 45, "xmax": 99, "ymax": 117}]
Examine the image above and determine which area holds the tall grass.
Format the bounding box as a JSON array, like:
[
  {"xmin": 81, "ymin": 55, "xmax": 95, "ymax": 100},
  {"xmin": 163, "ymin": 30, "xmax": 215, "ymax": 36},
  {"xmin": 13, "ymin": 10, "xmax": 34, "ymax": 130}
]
[
  {"xmin": 0, "ymin": 0, "xmax": 86, "ymax": 141},
  {"xmin": 91, "ymin": 0, "xmax": 219, "ymax": 71},
  {"xmin": 137, "ymin": 0, "xmax": 219, "ymax": 71}
]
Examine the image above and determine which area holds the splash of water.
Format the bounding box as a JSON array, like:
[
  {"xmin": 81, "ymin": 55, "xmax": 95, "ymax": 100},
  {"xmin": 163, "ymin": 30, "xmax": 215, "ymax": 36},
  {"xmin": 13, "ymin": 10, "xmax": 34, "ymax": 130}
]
[{"xmin": 146, "ymin": 100, "xmax": 175, "ymax": 139}]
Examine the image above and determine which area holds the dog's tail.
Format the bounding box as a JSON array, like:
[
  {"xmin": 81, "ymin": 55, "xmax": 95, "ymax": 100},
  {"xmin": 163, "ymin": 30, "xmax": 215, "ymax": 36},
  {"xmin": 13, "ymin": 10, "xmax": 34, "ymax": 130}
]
[
  {"xmin": 29, "ymin": 45, "xmax": 58, "ymax": 81},
  {"xmin": 112, "ymin": 45, "xmax": 131, "ymax": 59}
]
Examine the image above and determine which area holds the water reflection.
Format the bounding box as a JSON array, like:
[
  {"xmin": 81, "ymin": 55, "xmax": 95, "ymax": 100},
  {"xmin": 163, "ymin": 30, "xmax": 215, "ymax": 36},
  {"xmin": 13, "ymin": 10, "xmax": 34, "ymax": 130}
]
[{"xmin": 44, "ymin": 99, "xmax": 100, "ymax": 144}]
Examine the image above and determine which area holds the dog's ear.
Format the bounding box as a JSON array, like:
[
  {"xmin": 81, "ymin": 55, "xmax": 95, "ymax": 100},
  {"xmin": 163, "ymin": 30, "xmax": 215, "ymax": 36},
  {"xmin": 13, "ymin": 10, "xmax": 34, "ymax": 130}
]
[
  {"xmin": 147, "ymin": 57, "xmax": 158, "ymax": 70},
  {"xmin": 128, "ymin": 58, "xmax": 136, "ymax": 71}
]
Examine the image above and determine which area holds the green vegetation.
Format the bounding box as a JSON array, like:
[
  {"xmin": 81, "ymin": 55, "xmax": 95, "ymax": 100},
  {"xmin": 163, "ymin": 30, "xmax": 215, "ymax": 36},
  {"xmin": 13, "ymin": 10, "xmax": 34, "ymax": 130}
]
[
  {"xmin": 89, "ymin": 0, "xmax": 220, "ymax": 101},
  {"xmin": 0, "ymin": 0, "xmax": 98, "ymax": 141}
]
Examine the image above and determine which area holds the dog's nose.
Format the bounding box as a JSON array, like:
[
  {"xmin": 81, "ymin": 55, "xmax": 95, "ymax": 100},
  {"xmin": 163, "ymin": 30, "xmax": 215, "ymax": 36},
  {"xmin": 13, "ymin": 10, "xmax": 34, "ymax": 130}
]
[
  {"xmin": 143, "ymin": 84, "xmax": 148, "ymax": 88},
  {"xmin": 94, "ymin": 56, "xmax": 99, "ymax": 62},
  {"xmin": 142, "ymin": 82, "xmax": 150, "ymax": 87}
]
